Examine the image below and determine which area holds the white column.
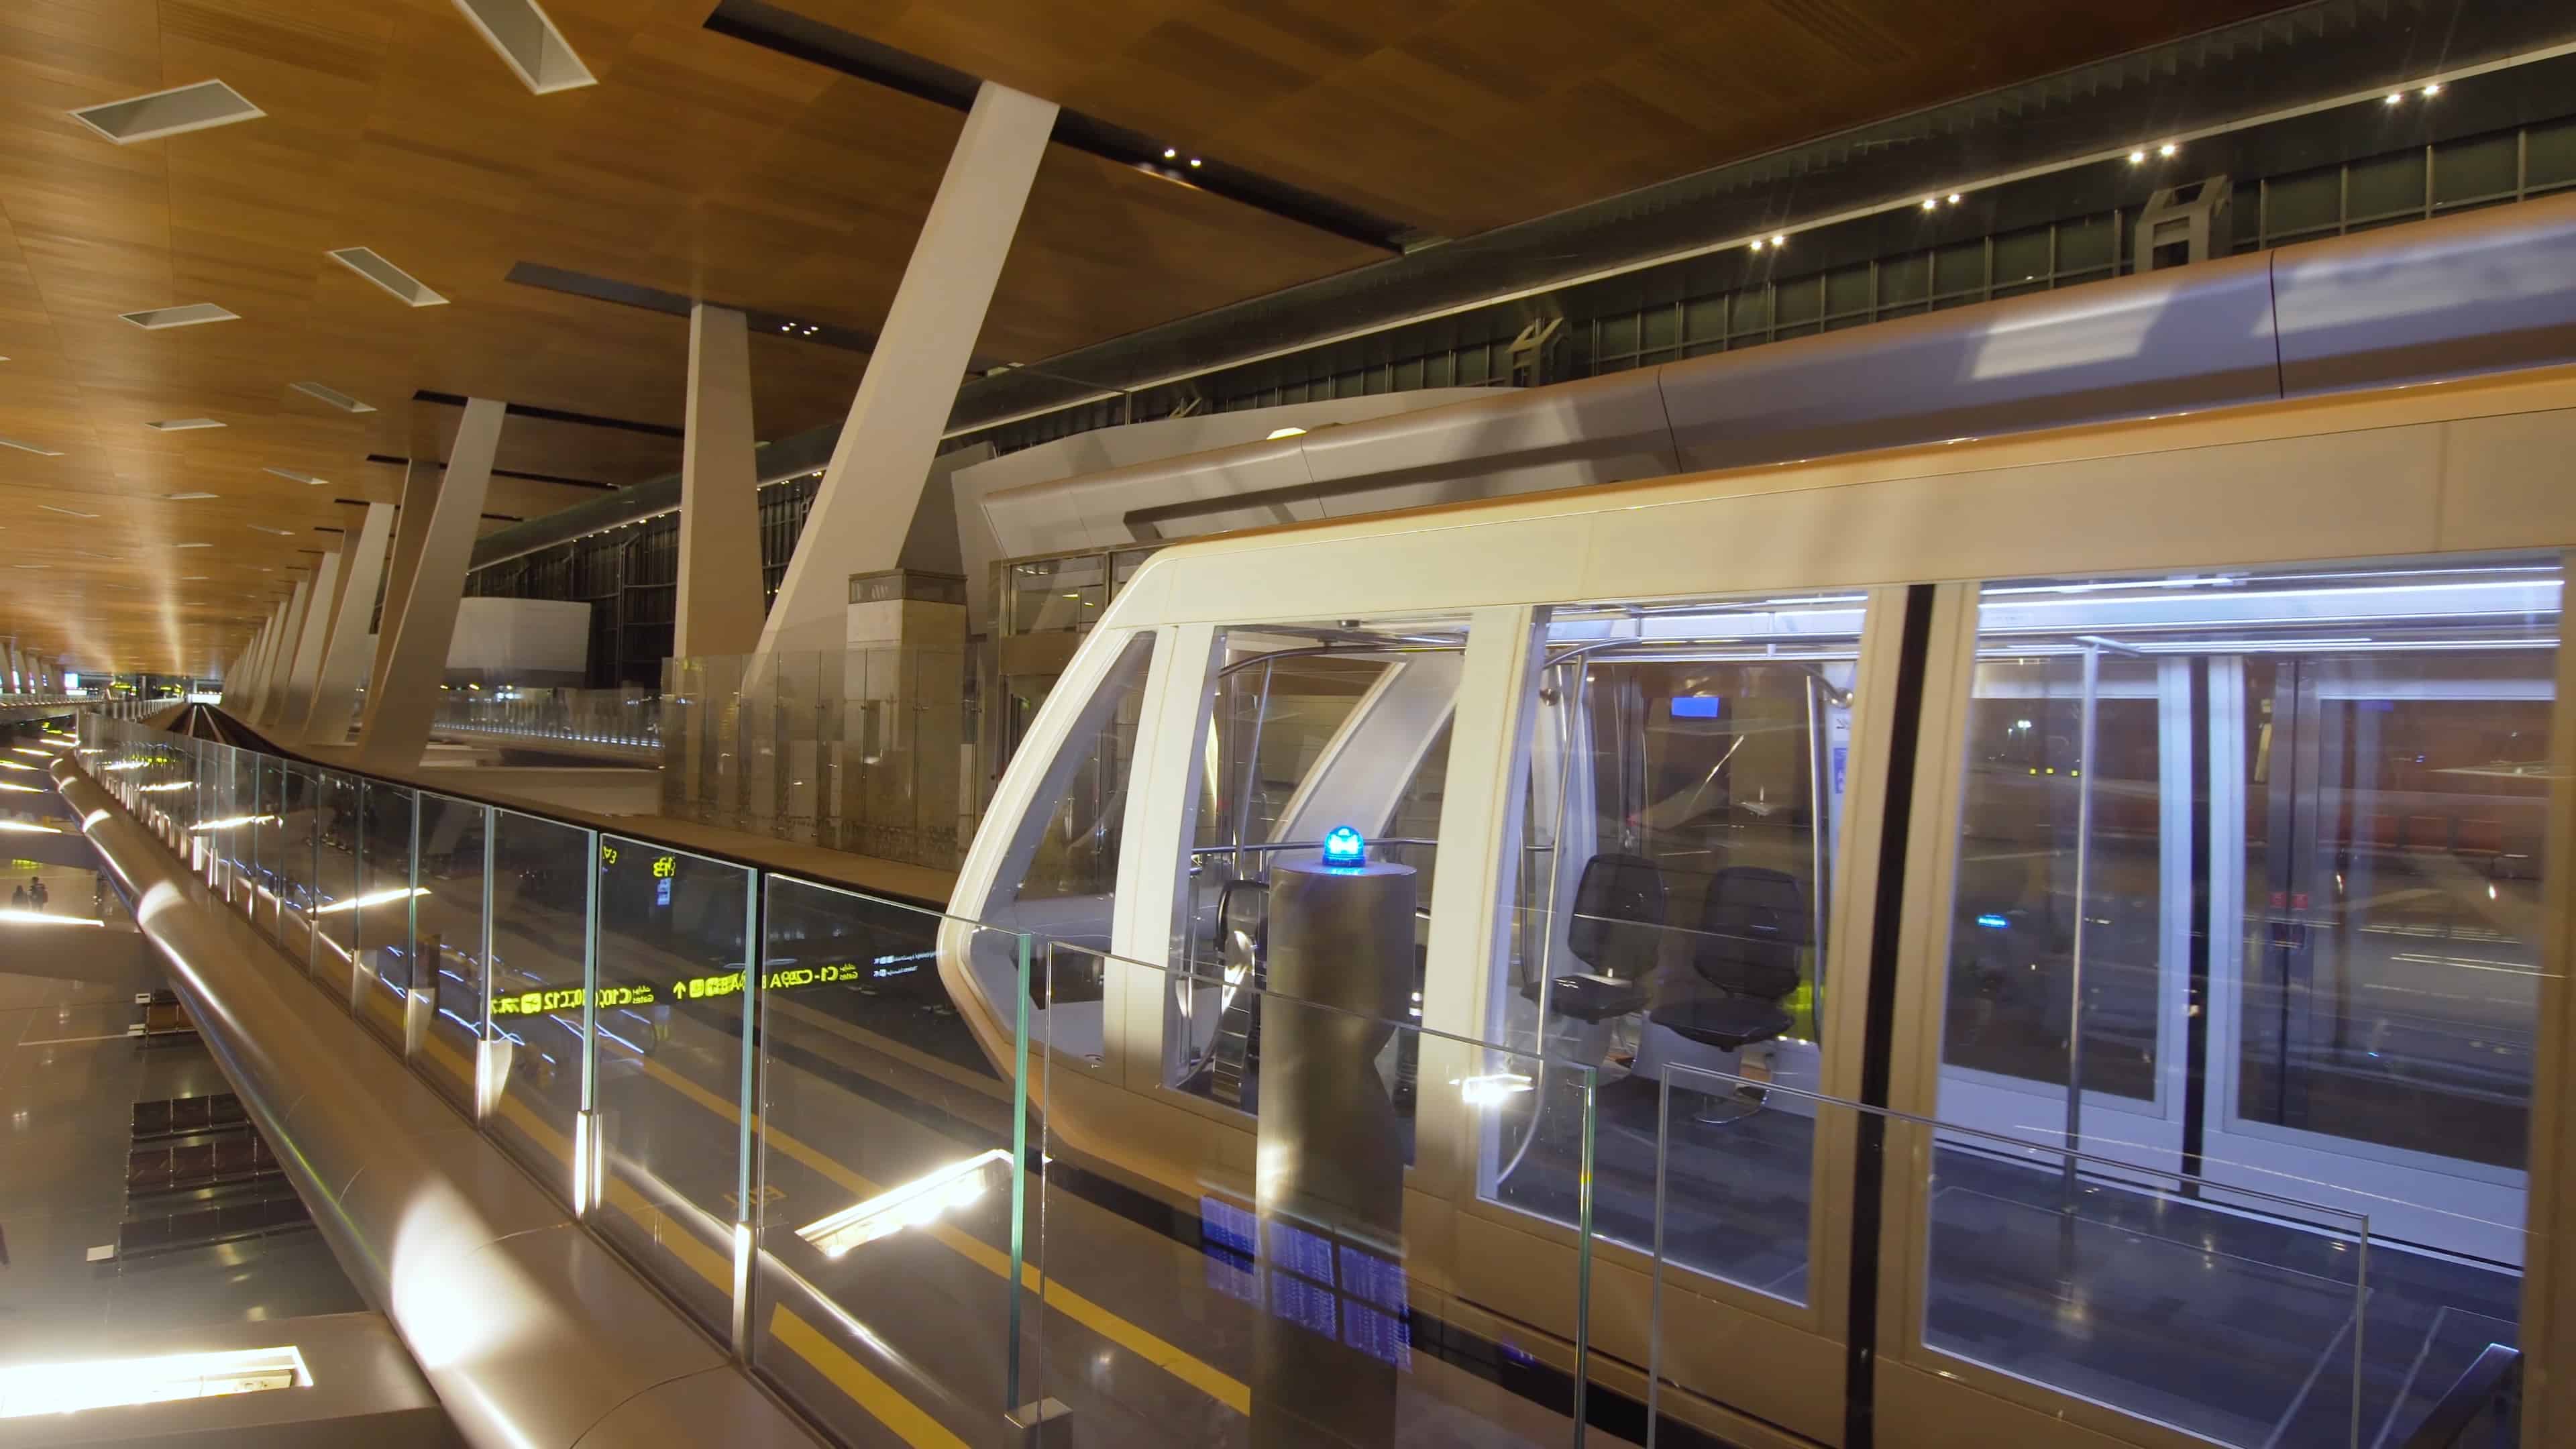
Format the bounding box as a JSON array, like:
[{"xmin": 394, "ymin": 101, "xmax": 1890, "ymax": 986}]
[
  {"xmin": 676, "ymin": 303, "xmax": 766, "ymax": 660},
  {"xmin": 239, "ymin": 602, "xmax": 291, "ymax": 719},
  {"xmin": 364, "ymin": 460, "xmax": 443, "ymax": 737},
  {"xmin": 303, "ymin": 502, "xmax": 395, "ymax": 743},
  {"xmin": 356, "ymin": 398, "xmax": 504, "ymax": 770},
  {"xmin": 5, "ymin": 642, "xmax": 19, "ymax": 694},
  {"xmin": 272, "ymin": 543, "xmax": 345, "ymax": 729},
  {"xmin": 753, "ymin": 80, "xmax": 1058, "ymax": 658},
  {"xmin": 255, "ymin": 580, "xmax": 314, "ymax": 729}
]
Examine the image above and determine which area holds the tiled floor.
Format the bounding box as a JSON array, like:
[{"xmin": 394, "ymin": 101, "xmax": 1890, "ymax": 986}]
[{"xmin": 0, "ymin": 955, "xmax": 366, "ymax": 1363}]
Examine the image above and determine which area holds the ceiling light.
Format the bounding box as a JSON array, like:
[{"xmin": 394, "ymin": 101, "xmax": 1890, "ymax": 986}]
[
  {"xmin": 117, "ymin": 302, "xmax": 242, "ymax": 329},
  {"xmin": 0, "ymin": 437, "xmax": 64, "ymax": 458},
  {"xmin": 2129, "ymin": 150, "xmax": 2147, "ymax": 163},
  {"xmin": 166, "ymin": 492, "xmax": 219, "ymax": 500},
  {"xmin": 146, "ymin": 417, "xmax": 225, "ymax": 431},
  {"xmin": 1947, "ymin": 194, "xmax": 1962, "ymax": 204},
  {"xmin": 173, "ymin": 542, "xmax": 213, "ymax": 549},
  {"xmin": 1163, "ymin": 146, "xmax": 1177, "ymax": 160},
  {"xmin": 289, "ymin": 380, "xmax": 374, "ymax": 413},
  {"xmin": 1772, "ymin": 233, "xmax": 1787, "ymax": 245},
  {"xmin": 1748, "ymin": 239, "xmax": 1764, "ymax": 252},
  {"xmin": 2385, "ymin": 93, "xmax": 2404, "ymax": 105},
  {"xmin": 68, "ymin": 80, "xmax": 264, "ymax": 146},
  {"xmin": 262, "ymin": 468, "xmax": 327, "ymax": 486},
  {"xmin": 2158, "ymin": 143, "xmax": 2178, "ymax": 157},
  {"xmin": 1922, "ymin": 197, "xmax": 1937, "ymax": 209},
  {"xmin": 182, "ymin": 574, "xmax": 209, "ymax": 580},
  {"xmin": 248, "ymin": 525, "xmax": 296, "ymax": 536},
  {"xmin": 11, "ymin": 564, "xmax": 43, "ymax": 571},
  {"xmin": 1187, "ymin": 157, "xmax": 1203, "ymax": 168},
  {"xmin": 326, "ymin": 247, "xmax": 447, "ymax": 307},
  {"xmin": 2422, "ymin": 83, "xmax": 2443, "ymax": 96},
  {"xmin": 37, "ymin": 505, "xmax": 97, "ymax": 519}
]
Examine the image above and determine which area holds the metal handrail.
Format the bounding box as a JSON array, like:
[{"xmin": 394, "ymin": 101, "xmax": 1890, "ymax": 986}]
[{"xmin": 2399, "ymin": 1343, "xmax": 2522, "ymax": 1449}]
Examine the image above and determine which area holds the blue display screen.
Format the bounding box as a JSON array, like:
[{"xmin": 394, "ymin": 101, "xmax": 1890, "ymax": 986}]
[{"xmin": 1670, "ymin": 695, "xmax": 1723, "ymax": 719}]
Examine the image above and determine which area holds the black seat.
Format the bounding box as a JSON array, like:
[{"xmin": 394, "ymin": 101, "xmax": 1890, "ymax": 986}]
[
  {"xmin": 1529, "ymin": 853, "xmax": 1662, "ymax": 1023},
  {"xmin": 1652, "ymin": 866, "xmax": 1807, "ymax": 1053}
]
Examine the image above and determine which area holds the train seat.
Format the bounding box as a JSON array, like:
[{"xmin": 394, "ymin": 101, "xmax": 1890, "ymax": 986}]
[
  {"xmin": 1543, "ymin": 852, "xmax": 1663, "ymax": 1023},
  {"xmin": 1652, "ymin": 866, "xmax": 1807, "ymax": 1054}
]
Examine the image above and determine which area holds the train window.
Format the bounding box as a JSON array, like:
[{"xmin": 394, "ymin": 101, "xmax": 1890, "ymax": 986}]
[
  {"xmin": 1479, "ymin": 590, "xmax": 1870, "ymax": 1305},
  {"xmin": 983, "ymin": 631, "xmax": 1155, "ymax": 922},
  {"xmin": 1927, "ymin": 557, "xmax": 2551, "ymax": 1435},
  {"xmin": 1163, "ymin": 617, "xmax": 1471, "ymax": 1122}
]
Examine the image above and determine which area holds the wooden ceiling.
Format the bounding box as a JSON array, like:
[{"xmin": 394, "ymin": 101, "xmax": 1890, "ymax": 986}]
[{"xmin": 0, "ymin": 0, "xmax": 2290, "ymax": 674}]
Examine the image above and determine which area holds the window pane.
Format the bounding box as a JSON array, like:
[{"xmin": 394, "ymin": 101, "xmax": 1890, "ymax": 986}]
[
  {"xmin": 987, "ymin": 631, "xmax": 1155, "ymax": 916},
  {"xmin": 1165, "ymin": 617, "xmax": 1473, "ymax": 1128},
  {"xmin": 1481, "ymin": 590, "xmax": 1870, "ymax": 1304}
]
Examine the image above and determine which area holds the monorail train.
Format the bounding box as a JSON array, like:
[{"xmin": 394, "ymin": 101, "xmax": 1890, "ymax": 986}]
[{"xmin": 937, "ymin": 197, "xmax": 2576, "ymax": 1448}]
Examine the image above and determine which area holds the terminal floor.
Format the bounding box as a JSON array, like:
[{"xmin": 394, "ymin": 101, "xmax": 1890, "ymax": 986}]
[
  {"xmin": 0, "ymin": 967, "xmax": 365, "ymax": 1362},
  {"xmin": 1497, "ymin": 1072, "xmax": 2520, "ymax": 1449}
]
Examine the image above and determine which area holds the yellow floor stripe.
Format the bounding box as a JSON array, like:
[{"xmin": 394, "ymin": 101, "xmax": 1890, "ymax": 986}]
[
  {"xmin": 769, "ymin": 1305, "xmax": 973, "ymax": 1449},
  {"xmin": 631, "ymin": 1049, "xmax": 1254, "ymax": 1413}
]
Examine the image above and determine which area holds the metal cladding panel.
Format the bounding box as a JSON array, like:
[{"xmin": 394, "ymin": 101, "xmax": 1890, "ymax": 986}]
[
  {"xmin": 980, "ymin": 435, "xmax": 1315, "ymax": 555},
  {"xmin": 1660, "ymin": 249, "xmax": 2284, "ymax": 475},
  {"xmin": 2275, "ymin": 192, "xmax": 2576, "ymax": 397},
  {"xmin": 1295, "ymin": 368, "xmax": 1677, "ymax": 488}
]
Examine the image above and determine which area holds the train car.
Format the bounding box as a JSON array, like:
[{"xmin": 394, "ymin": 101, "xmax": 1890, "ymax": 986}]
[{"xmin": 937, "ymin": 204, "xmax": 2576, "ymax": 1448}]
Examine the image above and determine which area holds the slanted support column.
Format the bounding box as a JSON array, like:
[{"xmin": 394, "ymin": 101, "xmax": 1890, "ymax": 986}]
[
  {"xmin": 241, "ymin": 601, "xmax": 292, "ymax": 720},
  {"xmin": 256, "ymin": 581, "xmax": 315, "ymax": 729},
  {"xmin": 364, "ymin": 460, "xmax": 443, "ymax": 737},
  {"xmin": 754, "ymin": 80, "xmax": 1059, "ymax": 657},
  {"xmin": 357, "ymin": 398, "xmax": 504, "ymax": 770},
  {"xmin": 677, "ymin": 303, "xmax": 766, "ymax": 659},
  {"xmin": 304, "ymin": 502, "xmax": 395, "ymax": 743},
  {"xmin": 272, "ymin": 543, "xmax": 345, "ymax": 729}
]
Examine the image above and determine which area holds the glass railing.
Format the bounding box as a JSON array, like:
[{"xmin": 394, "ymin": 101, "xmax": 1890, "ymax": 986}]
[
  {"xmin": 659, "ymin": 647, "xmax": 973, "ymax": 871},
  {"xmin": 430, "ymin": 683, "xmax": 662, "ymax": 752},
  {"xmin": 75, "ymin": 711, "xmax": 2443, "ymax": 1449}
]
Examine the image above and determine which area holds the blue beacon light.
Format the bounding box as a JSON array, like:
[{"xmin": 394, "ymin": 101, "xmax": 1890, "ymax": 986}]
[{"xmin": 1322, "ymin": 826, "xmax": 1367, "ymax": 869}]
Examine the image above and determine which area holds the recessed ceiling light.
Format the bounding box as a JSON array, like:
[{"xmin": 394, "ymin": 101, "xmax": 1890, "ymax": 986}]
[
  {"xmin": 2157, "ymin": 143, "xmax": 2178, "ymax": 158},
  {"xmin": 452, "ymin": 0, "xmax": 597, "ymax": 94},
  {"xmin": 2129, "ymin": 150, "xmax": 2147, "ymax": 163},
  {"xmin": 2385, "ymin": 93, "xmax": 2405, "ymax": 105},
  {"xmin": 166, "ymin": 491, "xmax": 219, "ymax": 500},
  {"xmin": 0, "ymin": 437, "xmax": 64, "ymax": 458},
  {"xmin": 69, "ymin": 79, "xmax": 264, "ymax": 145},
  {"xmin": 2422, "ymin": 83, "xmax": 2443, "ymax": 97},
  {"xmin": 12, "ymin": 564, "xmax": 44, "ymax": 570},
  {"xmin": 248, "ymin": 525, "xmax": 296, "ymax": 536},
  {"xmin": 326, "ymin": 247, "xmax": 447, "ymax": 307},
  {"xmin": 288, "ymin": 380, "xmax": 375, "ymax": 413},
  {"xmin": 1921, "ymin": 197, "xmax": 1937, "ymax": 209},
  {"xmin": 118, "ymin": 302, "xmax": 241, "ymax": 329},
  {"xmin": 262, "ymin": 468, "xmax": 327, "ymax": 486},
  {"xmin": 1187, "ymin": 157, "xmax": 1203, "ymax": 168},
  {"xmin": 145, "ymin": 417, "xmax": 225, "ymax": 431},
  {"xmin": 1163, "ymin": 146, "xmax": 1177, "ymax": 160},
  {"xmin": 37, "ymin": 504, "xmax": 97, "ymax": 519},
  {"xmin": 173, "ymin": 542, "xmax": 214, "ymax": 549},
  {"xmin": 181, "ymin": 575, "xmax": 209, "ymax": 580}
]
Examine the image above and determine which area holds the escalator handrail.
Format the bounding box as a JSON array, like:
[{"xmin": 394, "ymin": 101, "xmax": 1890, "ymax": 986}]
[{"xmin": 2399, "ymin": 1342, "xmax": 2522, "ymax": 1449}]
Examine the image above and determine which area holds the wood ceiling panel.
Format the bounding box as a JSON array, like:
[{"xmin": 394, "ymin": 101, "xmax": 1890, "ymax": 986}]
[{"xmin": 0, "ymin": 0, "xmax": 2293, "ymax": 674}]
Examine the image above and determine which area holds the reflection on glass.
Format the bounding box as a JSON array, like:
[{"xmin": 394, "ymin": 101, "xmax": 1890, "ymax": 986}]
[
  {"xmin": 1931, "ymin": 557, "xmax": 2552, "ymax": 1441},
  {"xmin": 484, "ymin": 811, "xmax": 592, "ymax": 1196},
  {"xmin": 1481, "ymin": 591, "xmax": 1867, "ymax": 1305},
  {"xmin": 354, "ymin": 781, "xmax": 415, "ymax": 1051},
  {"xmin": 592, "ymin": 837, "xmax": 751, "ymax": 1336},
  {"xmin": 1165, "ymin": 618, "xmax": 1471, "ymax": 1124},
  {"xmin": 413, "ymin": 793, "xmax": 489, "ymax": 1112}
]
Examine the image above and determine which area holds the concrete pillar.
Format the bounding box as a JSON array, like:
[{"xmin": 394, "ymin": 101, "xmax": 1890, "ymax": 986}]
[
  {"xmin": 5, "ymin": 642, "xmax": 20, "ymax": 694},
  {"xmin": 753, "ymin": 81, "xmax": 1058, "ymax": 659},
  {"xmin": 677, "ymin": 303, "xmax": 766, "ymax": 660},
  {"xmin": 356, "ymin": 398, "xmax": 504, "ymax": 770},
  {"xmin": 304, "ymin": 502, "xmax": 395, "ymax": 743},
  {"xmin": 271, "ymin": 543, "xmax": 345, "ymax": 729},
  {"xmin": 231, "ymin": 625, "xmax": 272, "ymax": 712},
  {"xmin": 364, "ymin": 460, "xmax": 442, "ymax": 736},
  {"xmin": 256, "ymin": 580, "xmax": 314, "ymax": 729}
]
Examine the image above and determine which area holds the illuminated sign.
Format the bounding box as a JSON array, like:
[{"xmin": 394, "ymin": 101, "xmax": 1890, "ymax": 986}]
[
  {"xmin": 651, "ymin": 854, "xmax": 676, "ymax": 878},
  {"xmin": 488, "ymin": 961, "xmax": 883, "ymax": 1016},
  {"xmin": 599, "ymin": 843, "xmax": 619, "ymax": 866}
]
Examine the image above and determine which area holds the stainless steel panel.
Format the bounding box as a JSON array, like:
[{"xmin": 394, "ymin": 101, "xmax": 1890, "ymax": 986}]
[
  {"xmin": 1660, "ymin": 250, "xmax": 2282, "ymax": 474},
  {"xmin": 2275, "ymin": 191, "xmax": 2576, "ymax": 396}
]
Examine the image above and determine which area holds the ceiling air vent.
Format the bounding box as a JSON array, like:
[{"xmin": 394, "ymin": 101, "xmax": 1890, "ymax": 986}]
[
  {"xmin": 248, "ymin": 525, "xmax": 297, "ymax": 537},
  {"xmin": 119, "ymin": 303, "xmax": 239, "ymax": 329},
  {"xmin": 451, "ymin": 0, "xmax": 596, "ymax": 95},
  {"xmin": 263, "ymin": 468, "xmax": 328, "ymax": 486},
  {"xmin": 289, "ymin": 380, "xmax": 376, "ymax": 413},
  {"xmin": 327, "ymin": 248, "xmax": 447, "ymax": 307},
  {"xmin": 146, "ymin": 418, "xmax": 225, "ymax": 431},
  {"xmin": 68, "ymin": 79, "xmax": 264, "ymax": 145},
  {"xmin": 0, "ymin": 437, "xmax": 64, "ymax": 457}
]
